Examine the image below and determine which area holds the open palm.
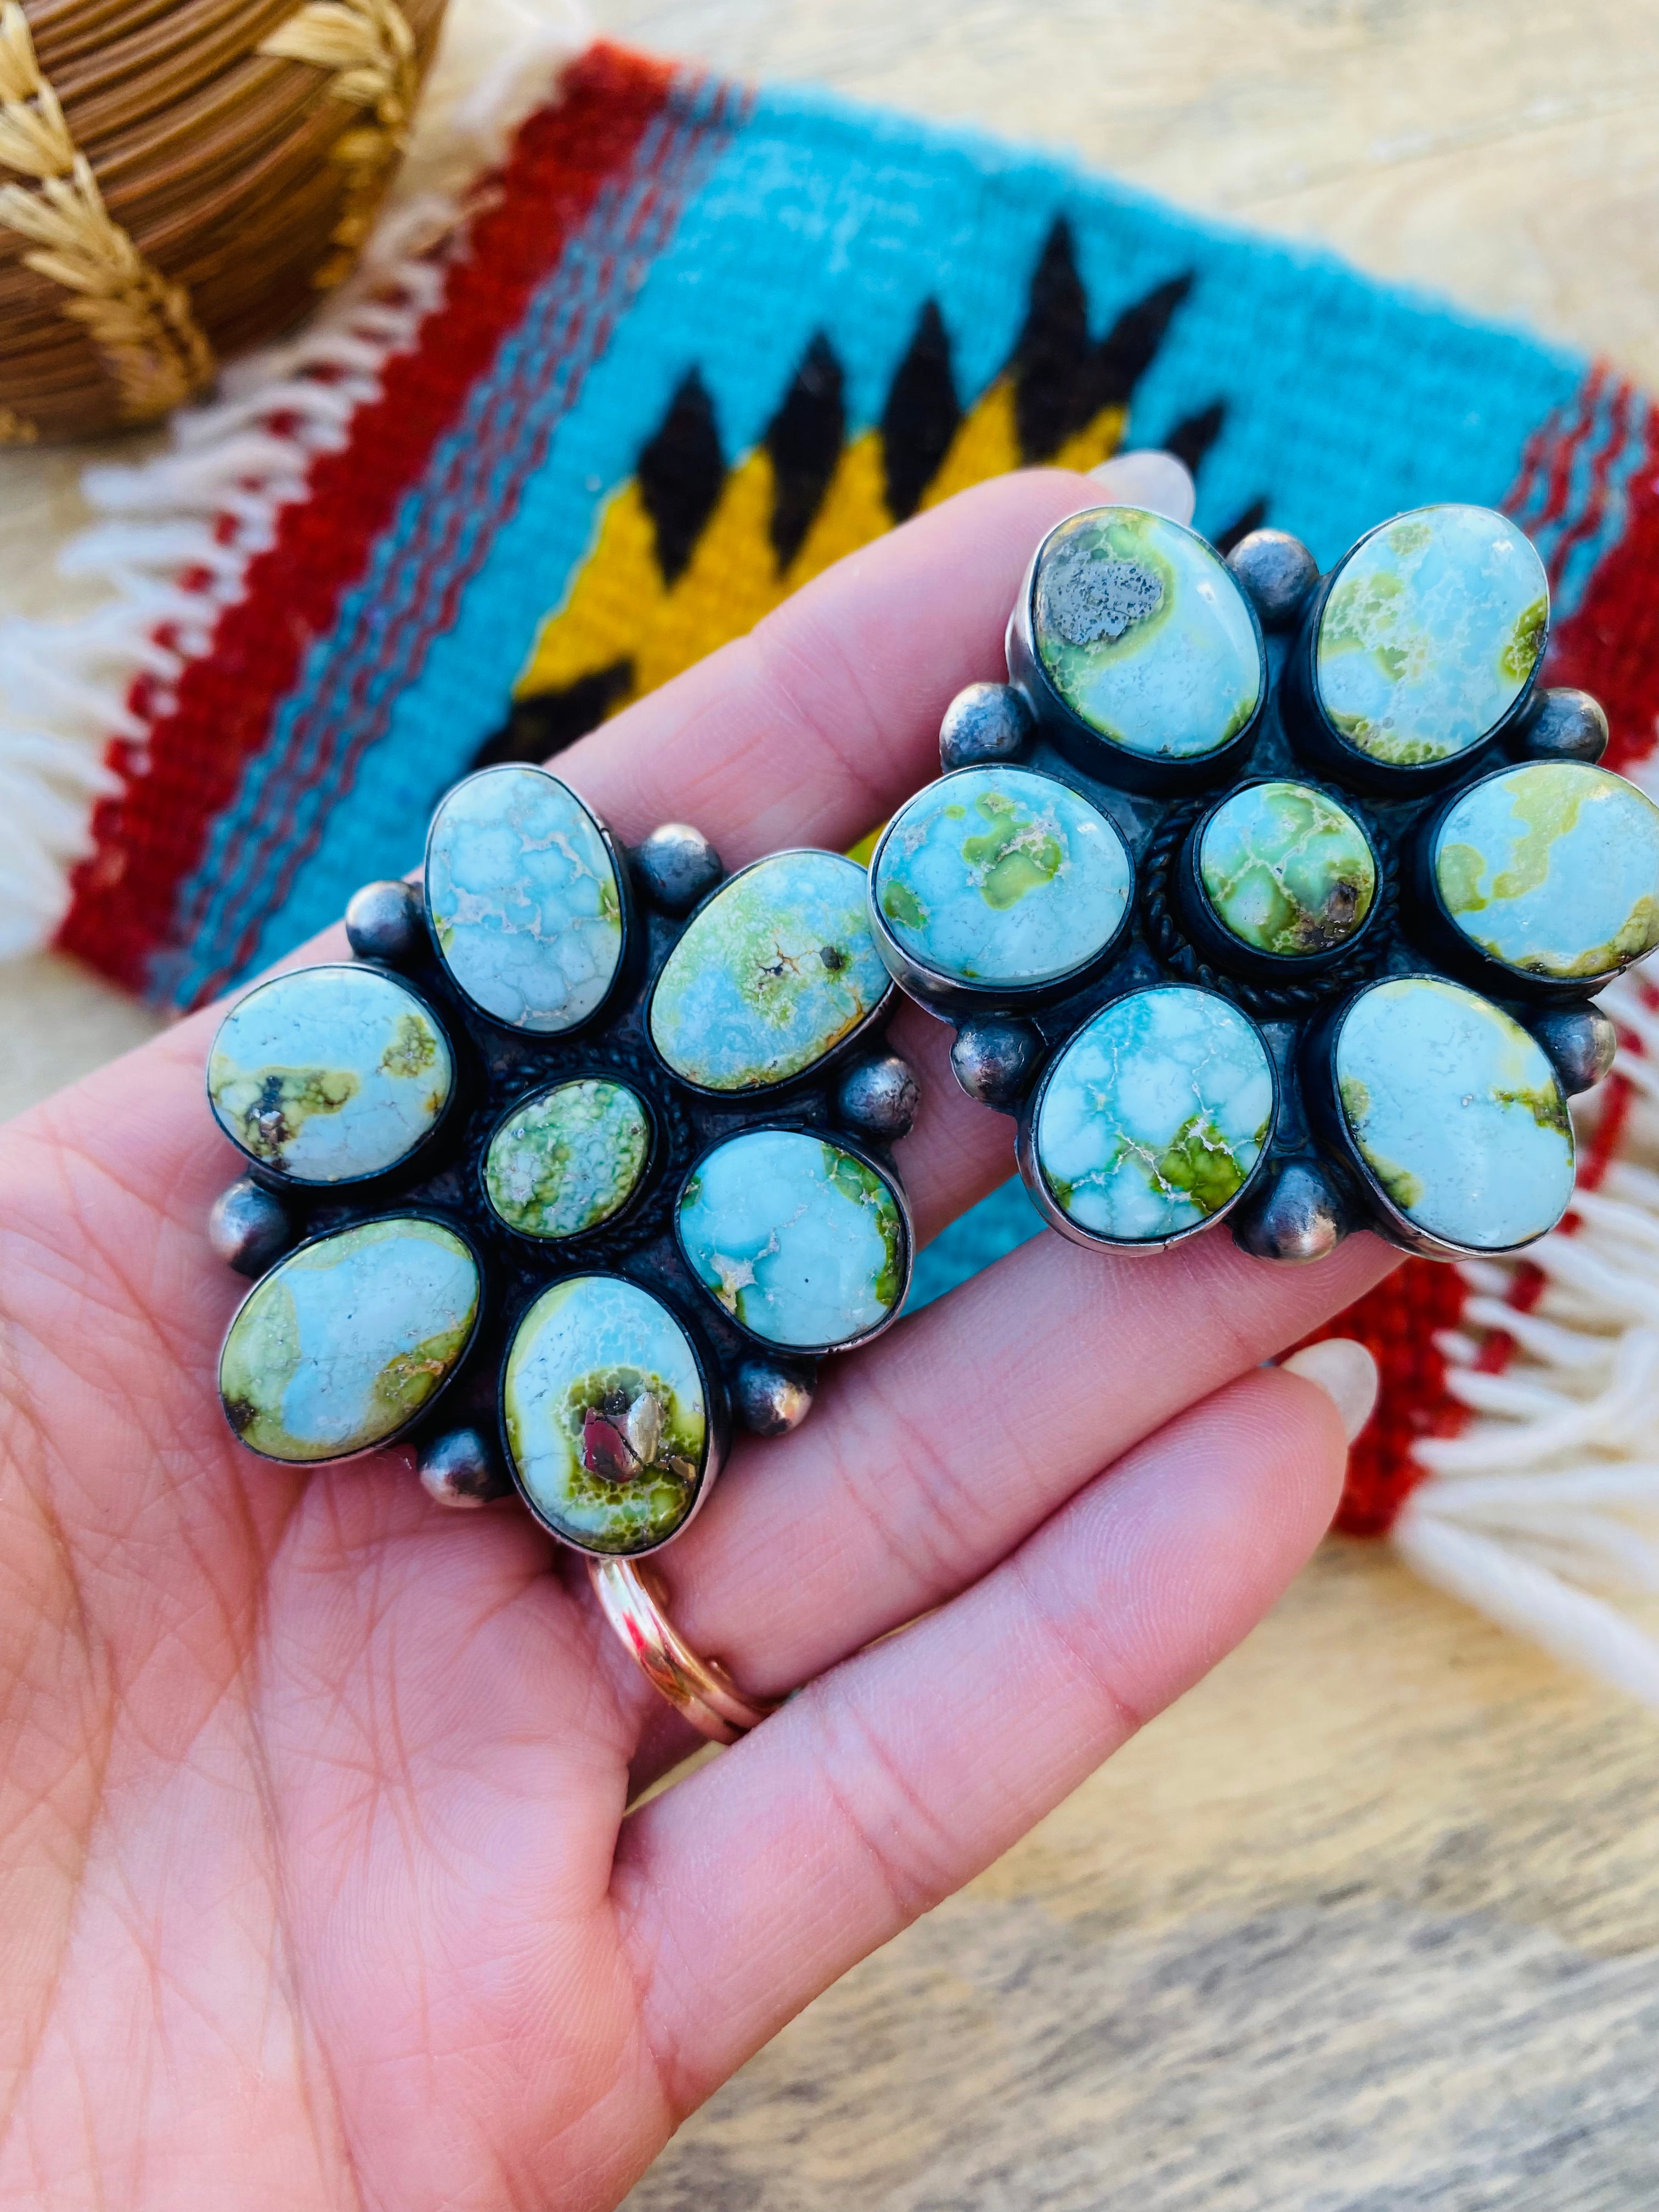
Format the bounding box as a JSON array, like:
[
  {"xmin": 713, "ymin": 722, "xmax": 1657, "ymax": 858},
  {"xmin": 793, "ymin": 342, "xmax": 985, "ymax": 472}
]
[{"xmin": 0, "ymin": 469, "xmax": 1395, "ymax": 2211}]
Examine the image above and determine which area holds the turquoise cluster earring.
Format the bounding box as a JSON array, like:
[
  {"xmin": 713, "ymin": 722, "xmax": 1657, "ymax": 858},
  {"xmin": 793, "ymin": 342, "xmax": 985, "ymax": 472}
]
[
  {"xmin": 869, "ymin": 501, "xmax": 1657, "ymax": 1262},
  {"xmin": 204, "ymin": 765, "xmax": 916, "ymax": 1555}
]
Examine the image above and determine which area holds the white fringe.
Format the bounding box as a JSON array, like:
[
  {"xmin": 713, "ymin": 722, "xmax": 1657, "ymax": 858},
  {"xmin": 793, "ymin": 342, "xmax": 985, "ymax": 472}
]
[
  {"xmin": 1394, "ymin": 969, "xmax": 1659, "ymax": 1705},
  {"xmin": 0, "ymin": 0, "xmax": 586, "ymax": 959}
]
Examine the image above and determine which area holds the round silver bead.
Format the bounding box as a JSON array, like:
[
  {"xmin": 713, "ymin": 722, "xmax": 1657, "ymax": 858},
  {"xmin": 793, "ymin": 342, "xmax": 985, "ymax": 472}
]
[
  {"xmin": 939, "ymin": 681, "xmax": 1034, "ymax": 771},
  {"xmin": 344, "ymin": 877, "xmax": 425, "ymax": 964},
  {"xmin": 735, "ymin": 1357, "xmax": 815, "ymax": 1437},
  {"xmin": 1520, "ymin": 686, "xmax": 1610, "ymax": 764},
  {"xmin": 1230, "ymin": 1159, "xmax": 1349, "ymax": 1265},
  {"xmin": 418, "ymin": 1426, "xmax": 510, "ymax": 1508},
  {"xmin": 631, "ymin": 822, "xmax": 723, "ymax": 915},
  {"xmin": 208, "ymin": 1177, "xmax": 295, "ymax": 1276},
  {"xmin": 1532, "ymin": 1005, "xmax": 1618, "ymax": 1097},
  {"xmin": 1225, "ymin": 528, "xmax": 1321, "ymax": 630},
  {"xmin": 836, "ymin": 1052, "xmax": 920, "ymax": 1142},
  {"xmin": 950, "ymin": 1018, "xmax": 1042, "ymax": 1110}
]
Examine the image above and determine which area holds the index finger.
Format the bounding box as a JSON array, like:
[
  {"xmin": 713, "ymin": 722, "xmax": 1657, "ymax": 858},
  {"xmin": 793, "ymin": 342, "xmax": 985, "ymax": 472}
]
[{"xmin": 551, "ymin": 466, "xmax": 1095, "ymax": 856}]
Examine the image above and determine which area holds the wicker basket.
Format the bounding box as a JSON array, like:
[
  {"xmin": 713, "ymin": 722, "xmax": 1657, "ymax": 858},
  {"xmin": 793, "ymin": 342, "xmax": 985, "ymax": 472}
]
[{"xmin": 0, "ymin": 0, "xmax": 448, "ymax": 442}]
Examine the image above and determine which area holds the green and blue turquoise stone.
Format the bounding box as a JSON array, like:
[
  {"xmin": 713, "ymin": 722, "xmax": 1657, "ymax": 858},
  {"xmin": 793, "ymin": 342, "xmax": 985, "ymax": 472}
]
[
  {"xmin": 1334, "ymin": 977, "xmax": 1574, "ymax": 1250},
  {"xmin": 503, "ymin": 1274, "xmax": 709, "ymax": 1555},
  {"xmin": 677, "ymin": 1128, "xmax": 906, "ymax": 1350},
  {"xmin": 650, "ymin": 850, "xmax": 890, "ymax": 1092},
  {"xmin": 1314, "ymin": 505, "xmax": 1548, "ymax": 768},
  {"xmin": 872, "ymin": 765, "xmax": 1132, "ymax": 990},
  {"xmin": 208, "ymin": 964, "xmax": 452, "ymax": 1183},
  {"xmin": 1034, "ymin": 985, "xmax": 1274, "ymax": 1244},
  {"xmin": 1031, "ymin": 506, "xmax": 1262, "ymax": 760},
  {"xmin": 425, "ymin": 764, "xmax": 623, "ymax": 1033},
  {"xmin": 484, "ymin": 1079, "xmax": 651, "ymax": 1239},
  {"xmin": 1432, "ymin": 760, "xmax": 1659, "ymax": 984},
  {"xmin": 219, "ymin": 1216, "xmax": 479, "ymax": 1462},
  {"xmin": 1198, "ymin": 780, "xmax": 1377, "ymax": 959}
]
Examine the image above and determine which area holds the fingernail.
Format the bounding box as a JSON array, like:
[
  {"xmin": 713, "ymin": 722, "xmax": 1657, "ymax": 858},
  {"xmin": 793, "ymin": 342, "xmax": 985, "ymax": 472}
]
[
  {"xmin": 1282, "ymin": 1338, "xmax": 1380, "ymax": 1443},
  {"xmin": 1086, "ymin": 448, "xmax": 1197, "ymax": 524}
]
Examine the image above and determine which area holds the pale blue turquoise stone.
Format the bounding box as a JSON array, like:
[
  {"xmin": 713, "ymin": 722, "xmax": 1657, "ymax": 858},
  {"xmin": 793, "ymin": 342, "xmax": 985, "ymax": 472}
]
[
  {"xmin": 677, "ymin": 1129, "xmax": 906, "ymax": 1350},
  {"xmin": 1316, "ymin": 505, "xmax": 1548, "ymax": 767},
  {"xmin": 484, "ymin": 1080, "xmax": 650, "ymax": 1239},
  {"xmin": 1198, "ymin": 781, "xmax": 1376, "ymax": 958},
  {"xmin": 1335, "ymin": 978, "xmax": 1575, "ymax": 1250},
  {"xmin": 1031, "ymin": 506, "xmax": 1262, "ymax": 759},
  {"xmin": 1434, "ymin": 761, "xmax": 1659, "ymax": 983},
  {"xmin": 1034, "ymin": 986, "xmax": 1274, "ymax": 1243},
  {"xmin": 219, "ymin": 1217, "xmax": 479, "ymax": 1462},
  {"xmin": 650, "ymin": 850, "xmax": 890, "ymax": 1092},
  {"xmin": 425, "ymin": 765, "xmax": 622, "ymax": 1032},
  {"xmin": 503, "ymin": 1276, "xmax": 708, "ymax": 1555},
  {"xmin": 208, "ymin": 964, "xmax": 452, "ymax": 1182},
  {"xmin": 872, "ymin": 766, "xmax": 1132, "ymax": 989}
]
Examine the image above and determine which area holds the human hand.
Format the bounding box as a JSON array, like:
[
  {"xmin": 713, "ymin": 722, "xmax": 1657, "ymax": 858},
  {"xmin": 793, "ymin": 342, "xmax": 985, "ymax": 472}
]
[{"xmin": 0, "ymin": 462, "xmax": 1396, "ymax": 2211}]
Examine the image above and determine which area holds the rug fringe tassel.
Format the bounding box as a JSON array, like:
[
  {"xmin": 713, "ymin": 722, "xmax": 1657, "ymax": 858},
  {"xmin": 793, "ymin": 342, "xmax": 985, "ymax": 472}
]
[
  {"xmin": 1395, "ymin": 969, "xmax": 1659, "ymax": 1705},
  {"xmin": 0, "ymin": 0, "xmax": 584, "ymax": 962},
  {"xmin": 1392, "ymin": 1511, "xmax": 1659, "ymax": 1704}
]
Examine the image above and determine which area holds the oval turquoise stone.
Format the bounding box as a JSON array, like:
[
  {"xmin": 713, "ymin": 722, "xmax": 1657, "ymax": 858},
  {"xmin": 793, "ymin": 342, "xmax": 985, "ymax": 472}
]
[
  {"xmin": 219, "ymin": 1217, "xmax": 479, "ymax": 1463},
  {"xmin": 872, "ymin": 765, "xmax": 1132, "ymax": 990},
  {"xmin": 650, "ymin": 850, "xmax": 891, "ymax": 1092},
  {"xmin": 1198, "ymin": 781, "xmax": 1377, "ymax": 959},
  {"xmin": 484, "ymin": 1079, "xmax": 651, "ymax": 1239},
  {"xmin": 1034, "ymin": 985, "xmax": 1274, "ymax": 1244},
  {"xmin": 1315, "ymin": 505, "xmax": 1548, "ymax": 768},
  {"xmin": 1433, "ymin": 760, "xmax": 1659, "ymax": 984},
  {"xmin": 677, "ymin": 1128, "xmax": 906, "ymax": 1350},
  {"xmin": 208, "ymin": 964, "xmax": 452, "ymax": 1183},
  {"xmin": 503, "ymin": 1275, "xmax": 709, "ymax": 1555},
  {"xmin": 425, "ymin": 764, "xmax": 623, "ymax": 1032},
  {"xmin": 1031, "ymin": 505, "xmax": 1262, "ymax": 759},
  {"xmin": 1334, "ymin": 977, "xmax": 1574, "ymax": 1250}
]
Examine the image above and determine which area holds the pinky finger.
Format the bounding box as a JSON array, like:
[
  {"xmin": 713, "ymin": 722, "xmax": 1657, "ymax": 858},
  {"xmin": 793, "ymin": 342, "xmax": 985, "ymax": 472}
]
[{"xmin": 614, "ymin": 1363, "xmax": 1352, "ymax": 2123}]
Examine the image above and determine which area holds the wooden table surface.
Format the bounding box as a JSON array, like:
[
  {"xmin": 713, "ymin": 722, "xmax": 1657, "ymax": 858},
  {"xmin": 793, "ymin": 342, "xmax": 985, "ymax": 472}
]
[{"xmin": 2, "ymin": 2, "xmax": 1657, "ymax": 2204}]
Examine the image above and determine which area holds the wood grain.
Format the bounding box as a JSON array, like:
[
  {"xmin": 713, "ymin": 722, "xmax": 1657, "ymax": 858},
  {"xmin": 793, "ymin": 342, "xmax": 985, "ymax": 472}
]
[
  {"xmin": 623, "ymin": 1543, "xmax": 1659, "ymax": 2211},
  {"xmin": 1, "ymin": 3, "xmax": 1656, "ymax": 2201}
]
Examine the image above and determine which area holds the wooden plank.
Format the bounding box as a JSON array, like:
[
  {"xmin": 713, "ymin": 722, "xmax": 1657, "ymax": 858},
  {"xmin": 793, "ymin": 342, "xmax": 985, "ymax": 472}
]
[{"xmin": 623, "ymin": 1543, "xmax": 1659, "ymax": 2209}]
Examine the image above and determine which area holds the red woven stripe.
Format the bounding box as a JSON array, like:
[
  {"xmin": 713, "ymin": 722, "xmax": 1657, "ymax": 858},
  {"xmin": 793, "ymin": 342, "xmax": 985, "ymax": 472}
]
[
  {"xmin": 1531, "ymin": 362, "xmax": 1606, "ymax": 539},
  {"xmin": 183, "ymin": 70, "xmax": 732, "ymax": 1008},
  {"xmin": 1540, "ymin": 376, "xmax": 1630, "ymax": 594},
  {"xmin": 58, "ymin": 43, "xmax": 676, "ymax": 993},
  {"xmin": 1545, "ymin": 389, "xmax": 1659, "ymax": 776},
  {"xmin": 1317, "ymin": 1262, "xmax": 1469, "ymax": 1538}
]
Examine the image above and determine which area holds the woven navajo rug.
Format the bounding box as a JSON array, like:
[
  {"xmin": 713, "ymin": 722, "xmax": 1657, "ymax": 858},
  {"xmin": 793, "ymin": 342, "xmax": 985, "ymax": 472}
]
[{"xmin": 12, "ymin": 39, "xmax": 1659, "ymax": 1690}]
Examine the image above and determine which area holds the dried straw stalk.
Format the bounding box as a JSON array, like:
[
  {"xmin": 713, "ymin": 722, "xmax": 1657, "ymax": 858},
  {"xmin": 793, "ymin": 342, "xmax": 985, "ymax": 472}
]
[
  {"xmin": 0, "ymin": 2, "xmax": 215, "ymax": 430},
  {"xmin": 0, "ymin": 0, "xmax": 444, "ymax": 439},
  {"xmin": 259, "ymin": 0, "xmax": 420, "ymax": 287}
]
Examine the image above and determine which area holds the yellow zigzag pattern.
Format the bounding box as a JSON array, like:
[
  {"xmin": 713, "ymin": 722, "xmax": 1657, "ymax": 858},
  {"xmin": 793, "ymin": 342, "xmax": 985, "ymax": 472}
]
[{"xmin": 515, "ymin": 379, "xmax": 1128, "ymax": 718}]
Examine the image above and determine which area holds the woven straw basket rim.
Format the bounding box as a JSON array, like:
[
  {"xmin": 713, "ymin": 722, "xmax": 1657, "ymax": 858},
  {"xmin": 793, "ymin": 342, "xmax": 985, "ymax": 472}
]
[{"xmin": 0, "ymin": 0, "xmax": 447, "ymax": 441}]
